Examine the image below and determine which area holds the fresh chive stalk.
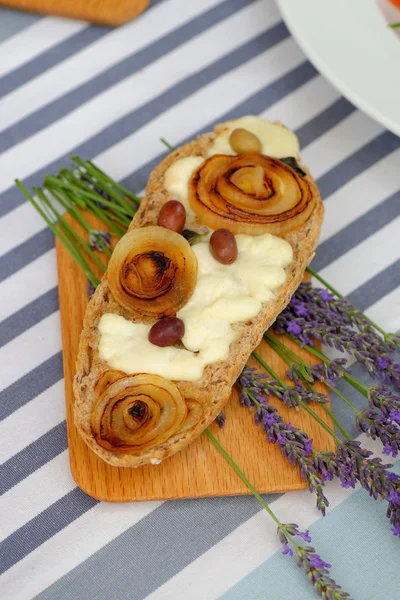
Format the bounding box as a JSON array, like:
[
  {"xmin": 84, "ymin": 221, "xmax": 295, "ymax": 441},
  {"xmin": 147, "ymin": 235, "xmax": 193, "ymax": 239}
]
[{"xmin": 16, "ymin": 180, "xmax": 101, "ymax": 287}]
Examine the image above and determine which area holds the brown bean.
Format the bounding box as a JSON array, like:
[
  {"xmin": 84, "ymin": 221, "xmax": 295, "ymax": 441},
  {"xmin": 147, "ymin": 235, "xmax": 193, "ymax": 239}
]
[
  {"xmin": 209, "ymin": 229, "xmax": 238, "ymax": 264},
  {"xmin": 229, "ymin": 128, "xmax": 262, "ymax": 155},
  {"xmin": 148, "ymin": 317, "xmax": 185, "ymax": 347},
  {"xmin": 157, "ymin": 200, "xmax": 186, "ymax": 233}
]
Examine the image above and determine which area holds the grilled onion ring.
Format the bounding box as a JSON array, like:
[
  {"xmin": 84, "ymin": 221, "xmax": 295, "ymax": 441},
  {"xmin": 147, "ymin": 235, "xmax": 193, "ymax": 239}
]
[
  {"xmin": 178, "ymin": 399, "xmax": 204, "ymax": 434},
  {"xmin": 188, "ymin": 153, "xmax": 317, "ymax": 235},
  {"xmin": 91, "ymin": 372, "xmax": 187, "ymax": 454},
  {"xmin": 108, "ymin": 226, "xmax": 197, "ymax": 321}
]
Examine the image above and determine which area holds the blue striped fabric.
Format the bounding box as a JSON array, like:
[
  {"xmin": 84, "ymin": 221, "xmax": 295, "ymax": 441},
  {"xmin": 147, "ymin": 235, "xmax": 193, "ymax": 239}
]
[{"xmin": 0, "ymin": 1, "xmax": 399, "ymax": 599}]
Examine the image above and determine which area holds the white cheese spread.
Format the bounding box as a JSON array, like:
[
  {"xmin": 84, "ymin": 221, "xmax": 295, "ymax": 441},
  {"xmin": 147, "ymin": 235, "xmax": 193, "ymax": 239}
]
[
  {"xmin": 206, "ymin": 115, "xmax": 300, "ymax": 158},
  {"xmin": 164, "ymin": 156, "xmax": 204, "ymax": 224},
  {"xmin": 98, "ymin": 233, "xmax": 293, "ymax": 382}
]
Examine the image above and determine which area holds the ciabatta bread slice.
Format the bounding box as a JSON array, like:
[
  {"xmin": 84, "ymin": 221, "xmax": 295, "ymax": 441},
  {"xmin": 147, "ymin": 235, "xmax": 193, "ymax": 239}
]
[{"xmin": 73, "ymin": 123, "xmax": 324, "ymax": 467}]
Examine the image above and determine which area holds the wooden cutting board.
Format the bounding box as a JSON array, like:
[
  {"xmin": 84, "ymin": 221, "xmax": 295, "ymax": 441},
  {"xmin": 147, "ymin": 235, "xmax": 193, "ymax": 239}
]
[
  {"xmin": 1, "ymin": 0, "xmax": 150, "ymax": 25},
  {"xmin": 56, "ymin": 211, "xmax": 336, "ymax": 502}
]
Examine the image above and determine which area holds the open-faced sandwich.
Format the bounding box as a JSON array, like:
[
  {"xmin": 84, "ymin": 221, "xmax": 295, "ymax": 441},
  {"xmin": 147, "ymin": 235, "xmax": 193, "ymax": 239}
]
[{"xmin": 73, "ymin": 116, "xmax": 324, "ymax": 467}]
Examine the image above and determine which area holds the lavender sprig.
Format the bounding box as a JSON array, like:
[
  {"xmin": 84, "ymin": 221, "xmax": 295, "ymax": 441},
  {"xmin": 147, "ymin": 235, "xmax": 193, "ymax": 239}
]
[
  {"xmin": 207, "ymin": 429, "xmax": 352, "ymax": 599},
  {"xmin": 284, "ymin": 334, "xmax": 400, "ymax": 458},
  {"xmin": 216, "ymin": 412, "xmax": 226, "ymax": 428},
  {"xmin": 307, "ymin": 266, "xmax": 400, "ymax": 351},
  {"xmin": 356, "ymin": 386, "xmax": 400, "ymax": 458},
  {"xmin": 280, "ymin": 330, "xmax": 400, "ymax": 456},
  {"xmin": 88, "ymin": 229, "xmax": 111, "ymax": 251},
  {"xmin": 278, "ymin": 524, "xmax": 351, "ymax": 599},
  {"xmin": 243, "ymin": 363, "xmax": 400, "ymax": 535},
  {"xmin": 275, "ymin": 282, "xmax": 400, "ymax": 389},
  {"xmin": 240, "ymin": 359, "xmax": 328, "ymax": 410},
  {"xmin": 271, "ymin": 345, "xmax": 400, "ymax": 533},
  {"xmin": 285, "ymin": 360, "xmax": 347, "ymax": 390},
  {"xmin": 87, "ymin": 280, "xmax": 96, "ymax": 298},
  {"xmin": 308, "ymin": 359, "xmax": 347, "ymax": 388},
  {"xmin": 238, "ymin": 368, "xmax": 329, "ymax": 514},
  {"xmin": 316, "ymin": 440, "xmax": 400, "ymax": 531}
]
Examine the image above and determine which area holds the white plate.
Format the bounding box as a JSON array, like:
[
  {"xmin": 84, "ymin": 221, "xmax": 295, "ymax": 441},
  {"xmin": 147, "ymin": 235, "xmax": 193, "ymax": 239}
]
[{"xmin": 276, "ymin": 0, "xmax": 400, "ymax": 136}]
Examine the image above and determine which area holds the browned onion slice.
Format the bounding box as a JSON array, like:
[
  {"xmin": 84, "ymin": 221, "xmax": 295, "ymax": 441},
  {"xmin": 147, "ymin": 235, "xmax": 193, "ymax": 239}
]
[
  {"xmin": 108, "ymin": 226, "xmax": 197, "ymax": 321},
  {"xmin": 188, "ymin": 153, "xmax": 317, "ymax": 235},
  {"xmin": 178, "ymin": 399, "xmax": 204, "ymax": 434},
  {"xmin": 91, "ymin": 372, "xmax": 187, "ymax": 454}
]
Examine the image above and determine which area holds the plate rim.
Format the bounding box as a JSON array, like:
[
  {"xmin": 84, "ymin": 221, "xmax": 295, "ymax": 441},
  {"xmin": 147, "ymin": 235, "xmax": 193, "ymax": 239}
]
[{"xmin": 276, "ymin": 0, "xmax": 400, "ymax": 137}]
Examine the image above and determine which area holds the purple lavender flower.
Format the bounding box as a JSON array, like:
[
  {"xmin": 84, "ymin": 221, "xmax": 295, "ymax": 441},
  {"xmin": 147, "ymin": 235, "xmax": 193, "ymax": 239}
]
[
  {"xmin": 281, "ymin": 374, "xmax": 328, "ymax": 408},
  {"xmin": 388, "ymin": 490, "xmax": 399, "ymax": 504},
  {"xmin": 369, "ymin": 385, "xmax": 400, "ymax": 413},
  {"xmin": 87, "ymin": 279, "xmax": 96, "ymax": 298},
  {"xmin": 309, "ymin": 359, "xmax": 347, "ymax": 385},
  {"xmin": 321, "ymin": 440, "xmax": 400, "ymax": 533},
  {"xmin": 392, "ymin": 525, "xmax": 400, "ymax": 537},
  {"xmin": 356, "ymin": 386, "xmax": 400, "ymax": 457},
  {"xmin": 304, "ymin": 439, "xmax": 313, "ymax": 455},
  {"xmin": 238, "ymin": 368, "xmax": 329, "ymax": 515},
  {"xmin": 390, "ymin": 410, "xmax": 400, "ymax": 424},
  {"xmin": 278, "ymin": 524, "xmax": 351, "ymax": 598},
  {"xmin": 309, "ymin": 554, "xmax": 332, "ymax": 569},
  {"xmin": 377, "ymin": 357, "xmax": 390, "ymax": 370},
  {"xmin": 239, "ymin": 368, "xmax": 400, "ymax": 533},
  {"xmin": 89, "ymin": 229, "xmax": 111, "ymax": 251},
  {"xmin": 80, "ymin": 175, "xmax": 113, "ymax": 207},
  {"xmin": 216, "ymin": 412, "xmax": 226, "ymax": 428},
  {"xmin": 293, "ymin": 300, "xmax": 309, "ymax": 317},
  {"xmin": 281, "ymin": 543, "xmax": 293, "ymax": 556},
  {"xmin": 275, "ymin": 282, "xmax": 400, "ymax": 389},
  {"xmin": 277, "ymin": 433, "xmax": 286, "ymax": 445},
  {"xmin": 286, "ymin": 321, "xmax": 302, "ymax": 336},
  {"xmin": 388, "ymin": 502, "xmax": 400, "ymax": 533},
  {"xmin": 285, "ymin": 356, "xmax": 345, "ymax": 394},
  {"xmin": 318, "ymin": 289, "xmax": 334, "ymax": 302},
  {"xmin": 298, "ymin": 529, "xmax": 312, "ymax": 543},
  {"xmin": 383, "ymin": 445, "xmax": 398, "ymax": 458},
  {"xmin": 263, "ymin": 411, "xmax": 277, "ymax": 428}
]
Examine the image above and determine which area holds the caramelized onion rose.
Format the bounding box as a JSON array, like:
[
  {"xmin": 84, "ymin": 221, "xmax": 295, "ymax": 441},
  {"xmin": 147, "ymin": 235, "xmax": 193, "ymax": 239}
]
[
  {"xmin": 91, "ymin": 372, "xmax": 187, "ymax": 454},
  {"xmin": 108, "ymin": 226, "xmax": 197, "ymax": 321},
  {"xmin": 178, "ymin": 399, "xmax": 204, "ymax": 433},
  {"xmin": 188, "ymin": 153, "xmax": 317, "ymax": 235}
]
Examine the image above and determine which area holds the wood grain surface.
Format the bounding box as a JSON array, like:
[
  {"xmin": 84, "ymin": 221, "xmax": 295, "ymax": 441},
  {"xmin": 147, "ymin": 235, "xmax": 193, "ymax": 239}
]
[
  {"xmin": 1, "ymin": 0, "xmax": 150, "ymax": 26},
  {"xmin": 56, "ymin": 211, "xmax": 336, "ymax": 502}
]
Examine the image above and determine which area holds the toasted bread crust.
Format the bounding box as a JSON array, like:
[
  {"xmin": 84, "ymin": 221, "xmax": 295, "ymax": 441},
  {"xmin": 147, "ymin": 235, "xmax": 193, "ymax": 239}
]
[{"xmin": 73, "ymin": 125, "xmax": 324, "ymax": 467}]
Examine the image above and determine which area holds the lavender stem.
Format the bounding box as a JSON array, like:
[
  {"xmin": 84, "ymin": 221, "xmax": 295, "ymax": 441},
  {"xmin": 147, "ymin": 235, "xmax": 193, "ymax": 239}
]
[
  {"xmin": 306, "ymin": 381, "xmax": 351, "ymax": 439},
  {"xmin": 306, "ymin": 266, "xmax": 342, "ymax": 298},
  {"xmin": 252, "ymin": 351, "xmax": 286, "ymax": 387},
  {"xmin": 296, "ymin": 395, "xmax": 341, "ymax": 443},
  {"xmin": 205, "ymin": 429, "xmax": 280, "ymax": 524},
  {"xmin": 325, "ymin": 381, "xmax": 358, "ymax": 414}
]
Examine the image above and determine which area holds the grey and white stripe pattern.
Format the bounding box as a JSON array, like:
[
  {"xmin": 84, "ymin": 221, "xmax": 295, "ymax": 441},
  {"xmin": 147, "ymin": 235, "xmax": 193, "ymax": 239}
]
[{"xmin": 0, "ymin": 1, "xmax": 399, "ymax": 598}]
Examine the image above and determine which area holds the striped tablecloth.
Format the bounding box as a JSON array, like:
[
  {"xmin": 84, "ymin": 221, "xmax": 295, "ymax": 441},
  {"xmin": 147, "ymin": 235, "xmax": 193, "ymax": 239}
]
[{"xmin": 0, "ymin": 1, "xmax": 399, "ymax": 598}]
